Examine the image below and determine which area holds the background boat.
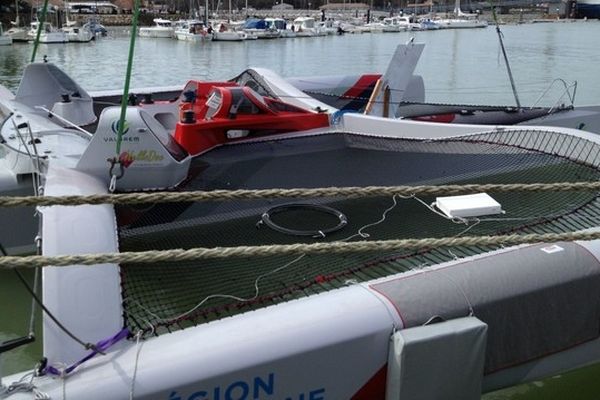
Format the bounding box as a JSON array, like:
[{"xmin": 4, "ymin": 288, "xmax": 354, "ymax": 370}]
[
  {"xmin": 175, "ymin": 20, "xmax": 212, "ymax": 41},
  {"xmin": 28, "ymin": 21, "xmax": 68, "ymax": 43},
  {"xmin": 139, "ymin": 18, "xmax": 174, "ymax": 38},
  {"xmin": 62, "ymin": 21, "xmax": 94, "ymax": 42},
  {"xmin": 5, "ymin": 0, "xmax": 28, "ymax": 42},
  {"xmin": 212, "ymin": 23, "xmax": 247, "ymax": 41},
  {"xmin": 435, "ymin": 0, "xmax": 488, "ymax": 28}
]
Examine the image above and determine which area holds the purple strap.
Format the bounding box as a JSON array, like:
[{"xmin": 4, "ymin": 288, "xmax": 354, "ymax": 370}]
[{"xmin": 46, "ymin": 328, "xmax": 130, "ymax": 376}]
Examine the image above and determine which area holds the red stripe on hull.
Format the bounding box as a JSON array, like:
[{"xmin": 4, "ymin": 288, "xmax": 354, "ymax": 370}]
[
  {"xmin": 342, "ymin": 74, "xmax": 381, "ymax": 99},
  {"xmin": 351, "ymin": 365, "xmax": 387, "ymax": 400}
]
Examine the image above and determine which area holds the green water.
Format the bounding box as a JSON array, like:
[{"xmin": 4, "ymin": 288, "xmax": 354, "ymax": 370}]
[
  {"xmin": 0, "ymin": 270, "xmax": 42, "ymax": 375},
  {"xmin": 484, "ymin": 363, "xmax": 600, "ymax": 399}
]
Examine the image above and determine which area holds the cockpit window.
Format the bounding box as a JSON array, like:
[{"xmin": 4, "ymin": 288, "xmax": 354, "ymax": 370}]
[
  {"xmin": 244, "ymin": 87, "xmax": 268, "ymax": 109},
  {"xmin": 181, "ymin": 81, "xmax": 198, "ymax": 102},
  {"xmin": 229, "ymin": 88, "xmax": 260, "ymax": 115}
]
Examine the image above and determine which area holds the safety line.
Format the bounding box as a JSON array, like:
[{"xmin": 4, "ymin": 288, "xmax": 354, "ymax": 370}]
[
  {"xmin": 0, "ymin": 181, "xmax": 599, "ymax": 208},
  {"xmin": 1, "ymin": 230, "xmax": 600, "ymax": 269}
]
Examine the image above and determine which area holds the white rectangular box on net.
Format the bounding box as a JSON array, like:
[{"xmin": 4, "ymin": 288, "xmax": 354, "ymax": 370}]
[{"xmin": 435, "ymin": 193, "xmax": 503, "ymax": 219}]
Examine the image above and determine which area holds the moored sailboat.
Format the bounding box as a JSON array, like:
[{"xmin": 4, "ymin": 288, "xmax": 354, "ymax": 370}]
[
  {"xmin": 28, "ymin": 20, "xmax": 68, "ymax": 43},
  {"xmin": 4, "ymin": 60, "xmax": 600, "ymax": 399},
  {"xmin": 5, "ymin": 0, "xmax": 29, "ymax": 42},
  {"xmin": 435, "ymin": 0, "xmax": 487, "ymax": 28},
  {"xmin": 4, "ymin": 12, "xmax": 600, "ymax": 397},
  {"xmin": 62, "ymin": 0, "xmax": 95, "ymax": 42}
]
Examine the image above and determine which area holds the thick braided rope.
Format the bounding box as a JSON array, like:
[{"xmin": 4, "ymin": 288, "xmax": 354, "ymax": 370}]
[
  {"xmin": 1, "ymin": 181, "xmax": 600, "ymax": 207},
  {"xmin": 2, "ymin": 231, "xmax": 600, "ymax": 269}
]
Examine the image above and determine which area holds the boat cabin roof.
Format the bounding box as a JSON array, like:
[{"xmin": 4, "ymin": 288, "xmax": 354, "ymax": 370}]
[{"xmin": 153, "ymin": 18, "xmax": 173, "ymax": 26}]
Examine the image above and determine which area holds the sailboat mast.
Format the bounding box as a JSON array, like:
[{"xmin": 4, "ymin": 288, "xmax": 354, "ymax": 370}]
[
  {"xmin": 15, "ymin": 0, "xmax": 20, "ymax": 25},
  {"xmin": 228, "ymin": 0, "xmax": 231, "ymax": 22}
]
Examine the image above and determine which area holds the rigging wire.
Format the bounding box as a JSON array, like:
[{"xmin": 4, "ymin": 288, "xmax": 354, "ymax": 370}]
[
  {"xmin": 0, "ymin": 243, "xmax": 99, "ymax": 354},
  {"xmin": 490, "ymin": 0, "xmax": 521, "ymax": 108}
]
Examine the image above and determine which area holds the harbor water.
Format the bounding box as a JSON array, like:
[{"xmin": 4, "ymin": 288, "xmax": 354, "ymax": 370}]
[{"xmin": 1, "ymin": 20, "xmax": 600, "ymax": 398}]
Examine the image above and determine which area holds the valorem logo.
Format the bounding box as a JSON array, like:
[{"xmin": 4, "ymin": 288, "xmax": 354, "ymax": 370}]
[{"xmin": 111, "ymin": 120, "xmax": 130, "ymax": 136}]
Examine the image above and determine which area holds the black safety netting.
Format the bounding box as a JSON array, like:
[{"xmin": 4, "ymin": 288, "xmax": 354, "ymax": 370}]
[{"xmin": 116, "ymin": 129, "xmax": 600, "ymax": 336}]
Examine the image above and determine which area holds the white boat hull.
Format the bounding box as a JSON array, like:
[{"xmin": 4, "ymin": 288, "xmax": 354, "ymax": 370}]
[
  {"xmin": 279, "ymin": 29, "xmax": 296, "ymax": 38},
  {"xmin": 294, "ymin": 30, "xmax": 317, "ymax": 37},
  {"xmin": 139, "ymin": 27, "xmax": 174, "ymax": 38},
  {"xmin": 6, "ymin": 27, "xmax": 28, "ymax": 42},
  {"xmin": 64, "ymin": 28, "xmax": 94, "ymax": 42},
  {"xmin": 175, "ymin": 31, "xmax": 212, "ymax": 41},
  {"xmin": 382, "ymin": 25, "xmax": 405, "ymax": 32},
  {"xmin": 437, "ymin": 19, "xmax": 488, "ymax": 28},
  {"xmin": 212, "ymin": 31, "xmax": 246, "ymax": 41},
  {"xmin": 29, "ymin": 31, "xmax": 68, "ymax": 43},
  {"xmin": 246, "ymin": 29, "xmax": 280, "ymax": 39}
]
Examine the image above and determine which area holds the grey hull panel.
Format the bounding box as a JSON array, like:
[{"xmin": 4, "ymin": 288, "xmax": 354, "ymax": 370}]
[{"xmin": 371, "ymin": 242, "xmax": 600, "ymax": 373}]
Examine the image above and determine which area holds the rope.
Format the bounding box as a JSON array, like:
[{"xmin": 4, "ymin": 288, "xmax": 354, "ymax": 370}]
[
  {"xmin": 1, "ymin": 371, "xmax": 50, "ymax": 400},
  {"xmin": 45, "ymin": 328, "xmax": 129, "ymax": 376},
  {"xmin": 1, "ymin": 181, "xmax": 600, "ymax": 208},
  {"xmin": 129, "ymin": 330, "xmax": 145, "ymax": 400},
  {"xmin": 2, "ymin": 231, "xmax": 600, "ymax": 269}
]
